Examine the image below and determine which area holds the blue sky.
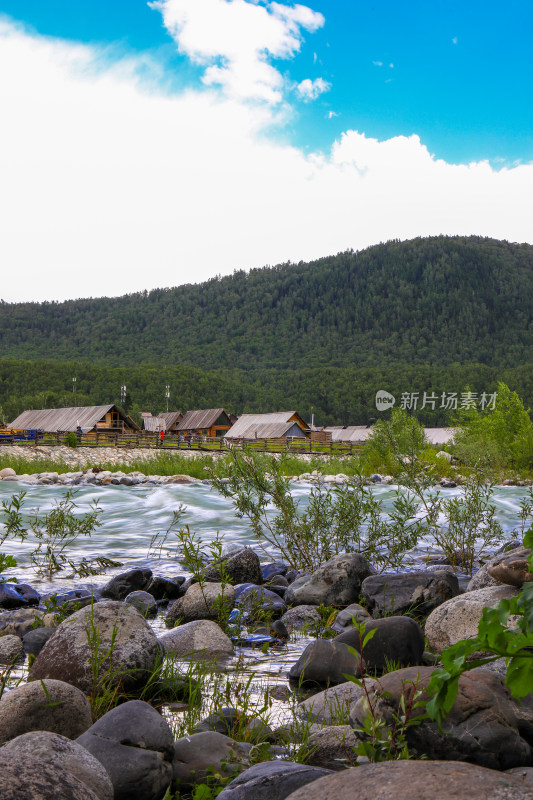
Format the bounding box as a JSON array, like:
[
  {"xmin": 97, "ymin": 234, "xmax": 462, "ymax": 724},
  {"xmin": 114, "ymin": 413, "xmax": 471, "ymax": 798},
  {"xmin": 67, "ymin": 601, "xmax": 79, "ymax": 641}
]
[{"xmin": 0, "ymin": 0, "xmax": 531, "ymax": 301}]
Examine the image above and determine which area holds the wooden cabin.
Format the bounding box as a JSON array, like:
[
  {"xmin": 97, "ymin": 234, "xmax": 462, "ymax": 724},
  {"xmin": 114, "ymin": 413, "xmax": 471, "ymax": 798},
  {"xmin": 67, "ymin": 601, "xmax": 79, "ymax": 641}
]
[
  {"xmin": 176, "ymin": 409, "xmax": 233, "ymax": 438},
  {"xmin": 8, "ymin": 405, "xmax": 140, "ymax": 434},
  {"xmin": 225, "ymin": 411, "xmax": 309, "ymax": 440}
]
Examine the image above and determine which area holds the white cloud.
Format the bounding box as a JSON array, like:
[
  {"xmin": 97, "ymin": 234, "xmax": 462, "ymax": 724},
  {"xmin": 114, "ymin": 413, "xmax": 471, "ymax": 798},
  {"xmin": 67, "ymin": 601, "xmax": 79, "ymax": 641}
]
[
  {"xmin": 327, "ymin": 110, "xmax": 339, "ymax": 119},
  {"xmin": 296, "ymin": 76, "xmax": 330, "ymax": 100},
  {"xmin": 452, "ymin": 36, "xmax": 458, "ymax": 45},
  {"xmin": 150, "ymin": 0, "xmax": 325, "ymax": 103},
  {"xmin": 372, "ymin": 60, "xmax": 383, "ymax": 67},
  {"xmin": 0, "ymin": 20, "xmax": 531, "ymax": 303}
]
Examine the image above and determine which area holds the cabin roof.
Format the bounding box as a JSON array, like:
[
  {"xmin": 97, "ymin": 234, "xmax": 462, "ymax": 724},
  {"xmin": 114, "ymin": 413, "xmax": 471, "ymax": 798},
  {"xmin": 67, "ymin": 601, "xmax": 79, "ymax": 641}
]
[
  {"xmin": 8, "ymin": 405, "xmax": 140, "ymax": 432},
  {"xmin": 226, "ymin": 412, "xmax": 308, "ymax": 439},
  {"xmin": 324, "ymin": 426, "xmax": 372, "ymax": 442},
  {"xmin": 176, "ymin": 409, "xmax": 229, "ymax": 430}
]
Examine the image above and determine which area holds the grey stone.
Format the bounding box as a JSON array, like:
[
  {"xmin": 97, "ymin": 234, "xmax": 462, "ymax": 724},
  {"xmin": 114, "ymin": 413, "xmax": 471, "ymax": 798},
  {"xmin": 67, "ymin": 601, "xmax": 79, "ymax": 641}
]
[
  {"xmin": 1, "ymin": 731, "xmax": 113, "ymax": 800},
  {"xmin": 330, "ymin": 603, "xmax": 372, "ymax": 633},
  {"xmin": 100, "ymin": 568, "xmax": 152, "ymax": 600},
  {"xmin": 285, "ymin": 760, "xmax": 533, "ymax": 800},
  {"xmin": 146, "ymin": 576, "xmax": 183, "ymax": 600},
  {"xmin": 0, "ymin": 633, "xmax": 23, "ymax": 663},
  {"xmin": 261, "ymin": 562, "xmax": 288, "ymax": 581},
  {"xmin": 285, "ymin": 554, "xmax": 373, "ymax": 607},
  {"xmin": 307, "ymin": 725, "xmax": 360, "ymax": 770},
  {"xmin": 0, "ymin": 678, "xmax": 92, "ymax": 744},
  {"xmin": 77, "ymin": 700, "xmax": 174, "ymax": 800},
  {"xmin": 159, "ymin": 619, "xmax": 233, "ymax": 659},
  {"xmin": 166, "ymin": 582, "xmax": 235, "ymax": 624},
  {"xmin": 0, "ymin": 751, "xmax": 100, "ymax": 800},
  {"xmin": 173, "ymin": 731, "xmax": 252, "ymax": 789},
  {"xmin": 281, "ymin": 605, "xmax": 321, "ymax": 631},
  {"xmin": 467, "ymin": 562, "xmax": 502, "ymax": 591},
  {"xmin": 0, "ymin": 467, "xmax": 16, "ymax": 478},
  {"xmin": 234, "ymin": 583, "xmax": 286, "ymax": 615},
  {"xmin": 288, "ymin": 638, "xmax": 361, "ymax": 687},
  {"xmin": 217, "ymin": 760, "xmax": 334, "ymax": 800},
  {"xmin": 335, "ymin": 616, "xmax": 425, "ymax": 673},
  {"xmin": 361, "ymin": 570, "xmax": 459, "ymax": 615},
  {"xmin": 488, "ymin": 547, "xmax": 533, "ymax": 587},
  {"xmin": 124, "ymin": 590, "xmax": 157, "ymax": 617},
  {"xmin": 297, "ymin": 679, "xmax": 379, "ymax": 725},
  {"xmin": 0, "ymin": 583, "xmax": 40, "ymax": 609},
  {"xmin": 425, "ymin": 585, "xmax": 520, "ymax": 653},
  {"xmin": 207, "ymin": 548, "xmax": 263, "ymax": 586},
  {"xmin": 29, "ymin": 600, "xmax": 160, "ymax": 693},
  {"xmin": 22, "ymin": 627, "xmax": 55, "ymax": 656}
]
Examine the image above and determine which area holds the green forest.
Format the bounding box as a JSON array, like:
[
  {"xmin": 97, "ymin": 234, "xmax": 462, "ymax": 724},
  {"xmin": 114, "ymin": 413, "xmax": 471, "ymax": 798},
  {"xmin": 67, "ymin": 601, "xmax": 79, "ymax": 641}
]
[{"xmin": 1, "ymin": 236, "xmax": 532, "ymax": 426}]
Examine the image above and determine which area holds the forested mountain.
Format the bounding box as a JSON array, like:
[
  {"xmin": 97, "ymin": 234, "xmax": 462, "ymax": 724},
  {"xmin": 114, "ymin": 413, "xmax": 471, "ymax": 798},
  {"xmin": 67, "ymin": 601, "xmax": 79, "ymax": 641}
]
[{"xmin": 2, "ymin": 236, "xmax": 533, "ymax": 369}]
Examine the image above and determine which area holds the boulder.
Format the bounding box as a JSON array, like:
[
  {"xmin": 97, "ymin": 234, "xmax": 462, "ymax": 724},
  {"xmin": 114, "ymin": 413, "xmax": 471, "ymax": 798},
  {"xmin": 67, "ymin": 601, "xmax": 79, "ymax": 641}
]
[
  {"xmin": 285, "ymin": 554, "xmax": 373, "ymax": 607},
  {"xmin": 1, "ymin": 731, "xmax": 113, "ymax": 800},
  {"xmin": 330, "ymin": 603, "xmax": 372, "ymax": 634},
  {"xmin": 29, "ymin": 601, "xmax": 160, "ymax": 693},
  {"xmin": 124, "ymin": 590, "xmax": 157, "ymax": 617},
  {"xmin": 285, "ymin": 760, "xmax": 533, "ymax": 800},
  {"xmin": 234, "ymin": 583, "xmax": 286, "ymax": 616},
  {"xmin": 288, "ymin": 638, "xmax": 361, "ymax": 687},
  {"xmin": 307, "ymin": 725, "xmax": 360, "ymax": 770},
  {"xmin": 281, "ymin": 605, "xmax": 321, "ymax": 631},
  {"xmin": 22, "ymin": 627, "xmax": 55, "ymax": 656},
  {"xmin": 216, "ymin": 761, "xmax": 334, "ymax": 800},
  {"xmin": 0, "ymin": 633, "xmax": 23, "ymax": 663},
  {"xmin": 360, "ymin": 570, "xmax": 459, "ymax": 615},
  {"xmin": 261, "ymin": 562, "xmax": 288, "ymax": 581},
  {"xmin": 100, "ymin": 568, "xmax": 152, "ymax": 600},
  {"xmin": 425, "ymin": 585, "xmax": 520, "ymax": 653},
  {"xmin": 207, "ymin": 548, "xmax": 263, "ymax": 586},
  {"xmin": 0, "ymin": 583, "xmax": 40, "ymax": 609},
  {"xmin": 467, "ymin": 562, "xmax": 502, "ymax": 591},
  {"xmin": 350, "ymin": 666, "xmax": 533, "ymax": 769},
  {"xmin": 0, "ymin": 679, "xmax": 92, "ymax": 744},
  {"xmin": 146, "ymin": 576, "xmax": 183, "ymax": 600},
  {"xmin": 0, "ymin": 608, "xmax": 41, "ymax": 636},
  {"xmin": 159, "ymin": 619, "xmax": 233, "ymax": 659},
  {"xmin": 166, "ymin": 582, "xmax": 235, "ymax": 625},
  {"xmin": 0, "ymin": 467, "xmax": 16, "ymax": 478},
  {"xmin": 297, "ymin": 679, "xmax": 379, "ymax": 725},
  {"xmin": 172, "ymin": 731, "xmax": 252, "ymax": 789},
  {"xmin": 77, "ymin": 700, "xmax": 174, "ymax": 800},
  {"xmin": 0, "ymin": 751, "xmax": 100, "ymax": 800},
  {"xmin": 488, "ymin": 547, "xmax": 533, "ymax": 587},
  {"xmin": 335, "ymin": 616, "xmax": 425, "ymax": 673}
]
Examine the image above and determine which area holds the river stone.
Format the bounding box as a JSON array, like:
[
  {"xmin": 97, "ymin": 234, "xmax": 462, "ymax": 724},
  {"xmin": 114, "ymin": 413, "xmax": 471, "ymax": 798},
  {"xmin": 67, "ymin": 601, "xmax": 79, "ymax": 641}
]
[
  {"xmin": 488, "ymin": 547, "xmax": 533, "ymax": 587},
  {"xmin": 425, "ymin": 585, "xmax": 520, "ymax": 653},
  {"xmin": 360, "ymin": 570, "xmax": 459, "ymax": 615},
  {"xmin": 297, "ymin": 679, "xmax": 379, "ymax": 725},
  {"xmin": 29, "ymin": 600, "xmax": 160, "ymax": 692},
  {"xmin": 467, "ymin": 562, "xmax": 502, "ymax": 590},
  {"xmin": 0, "ymin": 607, "xmax": 42, "ymax": 636},
  {"xmin": 334, "ymin": 616, "xmax": 425, "ymax": 673},
  {"xmin": 330, "ymin": 603, "xmax": 372, "ymax": 633},
  {"xmin": 1, "ymin": 731, "xmax": 113, "ymax": 800},
  {"xmin": 285, "ymin": 760, "xmax": 533, "ymax": 800},
  {"xmin": 22, "ymin": 627, "xmax": 55, "ymax": 655},
  {"xmin": 350, "ymin": 666, "xmax": 533, "ymax": 769},
  {"xmin": 284, "ymin": 554, "xmax": 373, "ymax": 607},
  {"xmin": 159, "ymin": 619, "xmax": 233, "ymax": 659},
  {"xmin": 508, "ymin": 768, "xmax": 533, "ymax": 785},
  {"xmin": 217, "ymin": 761, "xmax": 334, "ymax": 800},
  {"xmin": 307, "ymin": 725, "xmax": 360, "ymax": 770},
  {"xmin": 234, "ymin": 583, "xmax": 287, "ymax": 615},
  {"xmin": 0, "ymin": 751, "xmax": 100, "ymax": 800},
  {"xmin": 77, "ymin": 700, "xmax": 174, "ymax": 800},
  {"xmin": 100, "ymin": 568, "xmax": 152, "ymax": 600},
  {"xmin": 281, "ymin": 605, "xmax": 322, "ymax": 631},
  {"xmin": 0, "ymin": 633, "xmax": 23, "ymax": 663},
  {"xmin": 206, "ymin": 548, "xmax": 263, "ymax": 586},
  {"xmin": 262, "ymin": 562, "xmax": 288, "ymax": 581},
  {"xmin": 288, "ymin": 638, "xmax": 361, "ymax": 687},
  {"xmin": 146, "ymin": 576, "xmax": 183, "ymax": 600},
  {"xmin": 0, "ymin": 583, "xmax": 40, "ymax": 609},
  {"xmin": 0, "ymin": 678, "xmax": 92, "ymax": 744},
  {"xmin": 166, "ymin": 582, "xmax": 235, "ymax": 624},
  {"xmin": 0, "ymin": 467, "xmax": 16, "ymax": 478},
  {"xmin": 172, "ymin": 731, "xmax": 252, "ymax": 790},
  {"xmin": 124, "ymin": 590, "xmax": 157, "ymax": 617}
]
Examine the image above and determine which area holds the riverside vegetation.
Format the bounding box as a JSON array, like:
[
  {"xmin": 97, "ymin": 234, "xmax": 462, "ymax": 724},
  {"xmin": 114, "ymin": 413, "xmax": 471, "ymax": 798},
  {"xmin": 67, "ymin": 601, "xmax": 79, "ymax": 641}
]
[{"xmin": 2, "ymin": 409, "xmax": 533, "ymax": 798}]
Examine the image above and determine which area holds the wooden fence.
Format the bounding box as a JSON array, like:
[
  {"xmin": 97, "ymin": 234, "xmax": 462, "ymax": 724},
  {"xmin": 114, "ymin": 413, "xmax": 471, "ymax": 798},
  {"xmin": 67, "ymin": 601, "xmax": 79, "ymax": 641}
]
[{"xmin": 0, "ymin": 431, "xmax": 364, "ymax": 456}]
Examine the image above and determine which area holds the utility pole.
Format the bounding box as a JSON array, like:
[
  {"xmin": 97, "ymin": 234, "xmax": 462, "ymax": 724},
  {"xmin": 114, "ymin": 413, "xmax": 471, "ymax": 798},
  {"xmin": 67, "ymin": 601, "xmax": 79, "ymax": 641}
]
[
  {"xmin": 120, "ymin": 384, "xmax": 127, "ymax": 405},
  {"xmin": 165, "ymin": 385, "xmax": 170, "ymax": 413},
  {"xmin": 72, "ymin": 377, "xmax": 77, "ymax": 401}
]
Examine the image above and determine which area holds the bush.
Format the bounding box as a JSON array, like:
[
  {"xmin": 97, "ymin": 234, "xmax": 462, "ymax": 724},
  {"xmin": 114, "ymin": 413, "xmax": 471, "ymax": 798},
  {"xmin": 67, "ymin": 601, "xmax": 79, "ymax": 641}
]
[
  {"xmin": 363, "ymin": 408, "xmax": 427, "ymax": 473},
  {"xmin": 63, "ymin": 432, "xmax": 78, "ymax": 448}
]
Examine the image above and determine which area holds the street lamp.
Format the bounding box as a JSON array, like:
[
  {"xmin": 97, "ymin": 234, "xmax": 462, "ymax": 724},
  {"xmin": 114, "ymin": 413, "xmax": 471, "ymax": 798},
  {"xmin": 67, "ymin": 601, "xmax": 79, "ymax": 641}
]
[
  {"xmin": 72, "ymin": 377, "xmax": 77, "ymax": 400},
  {"xmin": 120, "ymin": 384, "xmax": 127, "ymax": 405}
]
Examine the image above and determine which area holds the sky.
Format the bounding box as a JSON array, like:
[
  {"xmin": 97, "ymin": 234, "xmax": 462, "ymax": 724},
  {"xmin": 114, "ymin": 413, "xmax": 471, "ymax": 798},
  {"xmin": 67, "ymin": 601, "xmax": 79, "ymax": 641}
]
[{"xmin": 0, "ymin": 0, "xmax": 532, "ymax": 303}]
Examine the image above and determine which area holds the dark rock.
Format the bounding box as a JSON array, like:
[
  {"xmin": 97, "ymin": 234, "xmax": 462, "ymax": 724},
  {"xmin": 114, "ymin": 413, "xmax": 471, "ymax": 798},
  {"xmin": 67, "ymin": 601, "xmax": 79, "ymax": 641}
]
[
  {"xmin": 360, "ymin": 570, "xmax": 460, "ymax": 615},
  {"xmin": 350, "ymin": 666, "xmax": 533, "ymax": 770},
  {"xmin": 234, "ymin": 583, "xmax": 286, "ymax": 616},
  {"xmin": 0, "ymin": 583, "xmax": 40, "ymax": 609},
  {"xmin": 284, "ymin": 554, "xmax": 374, "ymax": 607},
  {"xmin": 335, "ymin": 616, "xmax": 425, "ymax": 673},
  {"xmin": 261, "ymin": 562, "xmax": 288, "ymax": 581},
  {"xmin": 193, "ymin": 707, "xmax": 241, "ymax": 735},
  {"xmin": 42, "ymin": 589, "xmax": 97, "ymax": 613},
  {"xmin": 172, "ymin": 731, "xmax": 252, "ymax": 790},
  {"xmin": 22, "ymin": 627, "xmax": 55, "ymax": 656},
  {"xmin": 0, "ymin": 608, "xmax": 42, "ymax": 636},
  {"xmin": 307, "ymin": 725, "xmax": 360, "ymax": 770},
  {"xmin": 281, "ymin": 605, "xmax": 321, "ymax": 631},
  {"xmin": 124, "ymin": 590, "xmax": 157, "ymax": 617},
  {"xmin": 285, "ymin": 760, "xmax": 533, "ymax": 800},
  {"xmin": 0, "ymin": 751, "xmax": 100, "ymax": 800},
  {"xmin": 285, "ymin": 569, "xmax": 300, "ymax": 584},
  {"xmin": 330, "ymin": 603, "xmax": 372, "ymax": 634},
  {"xmin": 270, "ymin": 619, "xmax": 289, "ymax": 640},
  {"xmin": 488, "ymin": 547, "xmax": 533, "ymax": 587},
  {"xmin": 297, "ymin": 680, "xmax": 379, "ymax": 725},
  {"xmin": 266, "ymin": 583, "xmax": 288, "ymax": 598},
  {"xmin": 0, "ymin": 634, "xmax": 23, "ymax": 663},
  {"xmin": 217, "ymin": 760, "xmax": 334, "ymax": 800},
  {"xmin": 100, "ymin": 568, "xmax": 152, "ymax": 600},
  {"xmin": 146, "ymin": 576, "xmax": 183, "ymax": 600},
  {"xmin": 288, "ymin": 638, "xmax": 361, "ymax": 687},
  {"xmin": 77, "ymin": 700, "xmax": 174, "ymax": 800}
]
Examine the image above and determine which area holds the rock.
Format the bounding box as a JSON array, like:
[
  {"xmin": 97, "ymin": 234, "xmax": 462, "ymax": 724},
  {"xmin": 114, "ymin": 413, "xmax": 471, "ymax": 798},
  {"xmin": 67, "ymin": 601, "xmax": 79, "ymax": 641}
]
[
  {"xmin": 508, "ymin": 768, "xmax": 533, "ymax": 785},
  {"xmin": 0, "ymin": 679, "xmax": 92, "ymax": 744},
  {"xmin": 425, "ymin": 585, "xmax": 520, "ymax": 653},
  {"xmin": 29, "ymin": 600, "xmax": 160, "ymax": 693},
  {"xmin": 360, "ymin": 570, "xmax": 459, "ymax": 615},
  {"xmin": 436, "ymin": 451, "xmax": 453, "ymax": 462},
  {"xmin": 270, "ymin": 619, "xmax": 290, "ymax": 640},
  {"xmin": 350, "ymin": 666, "xmax": 533, "ymax": 769},
  {"xmin": 285, "ymin": 760, "xmax": 533, "ymax": 800},
  {"xmin": 1, "ymin": 731, "xmax": 113, "ymax": 800},
  {"xmin": 146, "ymin": 576, "xmax": 183, "ymax": 600},
  {"xmin": 22, "ymin": 627, "xmax": 55, "ymax": 656},
  {"xmin": 124, "ymin": 590, "xmax": 157, "ymax": 617},
  {"xmin": 77, "ymin": 700, "xmax": 174, "ymax": 800},
  {"xmin": 261, "ymin": 562, "xmax": 288, "ymax": 581},
  {"xmin": 288, "ymin": 638, "xmax": 361, "ymax": 687},
  {"xmin": 467, "ymin": 562, "xmax": 502, "ymax": 591},
  {"xmin": 207, "ymin": 548, "xmax": 263, "ymax": 586},
  {"xmin": 166, "ymin": 582, "xmax": 235, "ymax": 625},
  {"xmin": 100, "ymin": 568, "xmax": 152, "ymax": 600},
  {"xmin": 335, "ymin": 616, "xmax": 425, "ymax": 673},
  {"xmin": 172, "ymin": 731, "xmax": 252, "ymax": 789},
  {"xmin": 330, "ymin": 603, "xmax": 372, "ymax": 633},
  {"xmin": 281, "ymin": 605, "xmax": 322, "ymax": 631},
  {"xmin": 0, "ymin": 608, "xmax": 42, "ymax": 636},
  {"xmin": 0, "ymin": 751, "xmax": 100, "ymax": 800},
  {"xmin": 193, "ymin": 707, "xmax": 241, "ymax": 735},
  {"xmin": 307, "ymin": 725, "xmax": 360, "ymax": 770},
  {"xmin": 0, "ymin": 467, "xmax": 16, "ymax": 478},
  {"xmin": 0, "ymin": 633, "xmax": 23, "ymax": 663},
  {"xmin": 217, "ymin": 761, "xmax": 334, "ymax": 800},
  {"xmin": 234, "ymin": 583, "xmax": 286, "ymax": 616},
  {"xmin": 0, "ymin": 583, "xmax": 40, "ymax": 609},
  {"xmin": 284, "ymin": 554, "xmax": 373, "ymax": 607},
  {"xmin": 297, "ymin": 679, "xmax": 379, "ymax": 725},
  {"xmin": 488, "ymin": 547, "xmax": 533, "ymax": 587},
  {"xmin": 159, "ymin": 619, "xmax": 233, "ymax": 659}
]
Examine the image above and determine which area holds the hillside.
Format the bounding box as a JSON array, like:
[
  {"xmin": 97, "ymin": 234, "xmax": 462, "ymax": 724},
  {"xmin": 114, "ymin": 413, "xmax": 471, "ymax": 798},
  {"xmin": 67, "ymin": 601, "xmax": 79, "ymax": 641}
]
[{"xmin": 2, "ymin": 236, "xmax": 533, "ymax": 369}]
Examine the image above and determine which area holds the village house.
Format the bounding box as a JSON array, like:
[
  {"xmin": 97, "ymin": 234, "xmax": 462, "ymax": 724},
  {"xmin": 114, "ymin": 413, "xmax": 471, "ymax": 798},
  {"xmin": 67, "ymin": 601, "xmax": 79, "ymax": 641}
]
[
  {"xmin": 175, "ymin": 409, "xmax": 233, "ymax": 438},
  {"xmin": 225, "ymin": 411, "xmax": 309, "ymax": 440},
  {"xmin": 8, "ymin": 405, "xmax": 140, "ymax": 434},
  {"xmin": 141, "ymin": 411, "xmax": 183, "ymax": 433}
]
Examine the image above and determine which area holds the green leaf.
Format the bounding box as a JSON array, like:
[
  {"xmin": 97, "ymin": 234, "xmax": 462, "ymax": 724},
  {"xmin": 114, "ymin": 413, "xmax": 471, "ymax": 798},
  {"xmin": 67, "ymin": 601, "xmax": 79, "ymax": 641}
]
[{"xmin": 506, "ymin": 655, "xmax": 533, "ymax": 699}]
